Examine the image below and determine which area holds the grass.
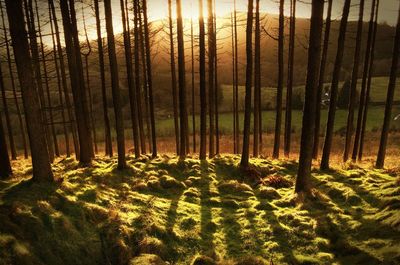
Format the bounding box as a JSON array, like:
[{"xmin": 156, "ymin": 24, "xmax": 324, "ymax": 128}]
[{"xmin": 0, "ymin": 155, "xmax": 399, "ymax": 264}]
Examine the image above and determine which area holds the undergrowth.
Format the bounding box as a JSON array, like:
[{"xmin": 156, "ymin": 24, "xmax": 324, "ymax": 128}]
[{"xmin": 0, "ymin": 155, "xmax": 399, "ymax": 265}]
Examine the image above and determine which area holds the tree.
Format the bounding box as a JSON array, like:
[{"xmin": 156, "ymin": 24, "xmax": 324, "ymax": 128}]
[
  {"xmin": 93, "ymin": 0, "xmax": 112, "ymax": 157},
  {"xmin": 6, "ymin": 0, "xmax": 53, "ymax": 181},
  {"xmin": 273, "ymin": 0, "xmax": 284, "ymax": 159},
  {"xmin": 199, "ymin": 0, "xmax": 207, "ymax": 160},
  {"xmin": 168, "ymin": 0, "xmax": 180, "ymax": 155},
  {"xmin": 0, "ymin": 110, "xmax": 11, "ymax": 179},
  {"xmin": 376, "ymin": 1, "xmax": 400, "ymax": 169},
  {"xmin": 176, "ymin": 0, "xmax": 188, "ymax": 159},
  {"xmin": 60, "ymin": 0, "xmax": 94, "ymax": 164},
  {"xmin": 284, "ymin": 0, "xmax": 296, "ymax": 157},
  {"xmin": 120, "ymin": 0, "xmax": 140, "ymax": 158},
  {"xmin": 142, "ymin": 0, "xmax": 157, "ymax": 158},
  {"xmin": 233, "ymin": 0, "xmax": 239, "ymax": 154},
  {"xmin": 343, "ymin": 0, "xmax": 365, "ymax": 162},
  {"xmin": 240, "ymin": 0, "xmax": 254, "ymax": 169},
  {"xmin": 253, "ymin": 0, "xmax": 261, "ymax": 157},
  {"xmin": 104, "ymin": 0, "xmax": 126, "ymax": 169},
  {"xmin": 295, "ymin": 0, "xmax": 324, "ymax": 193},
  {"xmin": 320, "ymin": 0, "xmax": 351, "ymax": 170},
  {"xmin": 313, "ymin": 0, "xmax": 333, "ymax": 159},
  {"xmin": 352, "ymin": 0, "xmax": 378, "ymax": 161},
  {"xmin": 208, "ymin": 0, "xmax": 215, "ymax": 158},
  {"xmin": 0, "ymin": 0, "xmax": 28, "ymax": 158},
  {"xmin": 191, "ymin": 16, "xmax": 196, "ymax": 153}
]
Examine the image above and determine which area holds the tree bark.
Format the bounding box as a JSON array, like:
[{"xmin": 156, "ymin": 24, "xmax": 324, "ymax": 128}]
[
  {"xmin": 6, "ymin": 0, "xmax": 53, "ymax": 181},
  {"xmin": 104, "ymin": 0, "xmax": 126, "ymax": 169},
  {"xmin": 240, "ymin": 0, "xmax": 254, "ymax": 169},
  {"xmin": 295, "ymin": 0, "xmax": 324, "ymax": 193},
  {"xmin": 191, "ymin": 16, "xmax": 196, "ymax": 153},
  {"xmin": 199, "ymin": 0, "xmax": 207, "ymax": 160},
  {"xmin": 0, "ymin": 110, "xmax": 12, "ymax": 179},
  {"xmin": 208, "ymin": 0, "xmax": 215, "ymax": 158},
  {"xmin": 376, "ymin": 1, "xmax": 400, "ymax": 169},
  {"xmin": 253, "ymin": 0, "xmax": 261, "ymax": 157},
  {"xmin": 320, "ymin": 0, "xmax": 351, "ymax": 170}
]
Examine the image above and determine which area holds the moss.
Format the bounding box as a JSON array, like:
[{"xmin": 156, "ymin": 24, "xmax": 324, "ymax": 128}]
[
  {"xmin": 190, "ymin": 255, "xmax": 216, "ymax": 265},
  {"xmin": 129, "ymin": 254, "xmax": 166, "ymax": 265}
]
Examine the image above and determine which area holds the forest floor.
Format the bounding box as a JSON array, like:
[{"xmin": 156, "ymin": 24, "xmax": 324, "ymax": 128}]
[{"xmin": 0, "ymin": 155, "xmax": 399, "ymax": 265}]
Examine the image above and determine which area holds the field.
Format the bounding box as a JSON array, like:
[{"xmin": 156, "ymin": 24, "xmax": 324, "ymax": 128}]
[{"xmin": 0, "ymin": 155, "xmax": 399, "ymax": 265}]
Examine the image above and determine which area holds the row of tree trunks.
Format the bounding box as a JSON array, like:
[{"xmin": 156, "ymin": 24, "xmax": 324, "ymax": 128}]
[
  {"xmin": 6, "ymin": 0, "xmax": 53, "ymax": 181},
  {"xmin": 0, "ymin": 0, "xmax": 27, "ymax": 159},
  {"xmin": 320, "ymin": 0, "xmax": 351, "ymax": 170},
  {"xmin": 93, "ymin": 0, "xmax": 112, "ymax": 157},
  {"xmin": 343, "ymin": 0, "xmax": 365, "ymax": 162},
  {"xmin": 313, "ymin": 0, "xmax": 333, "ymax": 159}
]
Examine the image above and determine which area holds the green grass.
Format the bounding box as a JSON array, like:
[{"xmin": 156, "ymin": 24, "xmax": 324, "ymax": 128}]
[{"xmin": 0, "ymin": 156, "xmax": 399, "ymax": 264}]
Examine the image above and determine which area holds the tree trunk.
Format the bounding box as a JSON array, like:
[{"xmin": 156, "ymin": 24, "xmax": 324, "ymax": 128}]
[
  {"xmin": 313, "ymin": 0, "xmax": 333, "ymax": 159},
  {"xmin": 191, "ymin": 16, "xmax": 196, "ymax": 153},
  {"xmin": 199, "ymin": 0, "xmax": 207, "ymax": 160},
  {"xmin": 320, "ymin": 0, "xmax": 351, "ymax": 170},
  {"xmin": 0, "ymin": 0, "xmax": 27, "ymax": 159},
  {"xmin": 273, "ymin": 0, "xmax": 285, "ymax": 159},
  {"xmin": 234, "ymin": 0, "xmax": 239, "ymax": 154},
  {"xmin": 343, "ymin": 0, "xmax": 365, "ymax": 162},
  {"xmin": 253, "ymin": 0, "xmax": 261, "ymax": 157},
  {"xmin": 284, "ymin": 0, "xmax": 296, "ymax": 157},
  {"xmin": 176, "ymin": 0, "xmax": 188, "ymax": 159},
  {"xmin": 49, "ymin": 0, "xmax": 79, "ymax": 159},
  {"xmin": 6, "ymin": 0, "xmax": 53, "ymax": 181},
  {"xmin": 214, "ymin": 3, "xmax": 219, "ymax": 155},
  {"xmin": 295, "ymin": 0, "xmax": 324, "ymax": 193},
  {"xmin": 239, "ymin": 0, "xmax": 254, "ymax": 169},
  {"xmin": 104, "ymin": 0, "xmax": 126, "ymax": 169},
  {"xmin": 120, "ymin": 0, "xmax": 140, "ymax": 158},
  {"xmin": 352, "ymin": 0, "xmax": 377, "ymax": 161},
  {"xmin": 359, "ymin": 0, "xmax": 380, "ymax": 161},
  {"xmin": 231, "ymin": 12, "xmax": 236, "ymax": 154},
  {"xmin": 93, "ymin": 0, "xmax": 112, "ymax": 157},
  {"xmin": 168, "ymin": 0, "xmax": 180, "ymax": 155},
  {"xmin": 207, "ymin": 0, "xmax": 215, "ymax": 158},
  {"xmin": 59, "ymin": 0, "xmax": 94, "ymax": 164},
  {"xmin": 0, "ymin": 110, "xmax": 12, "ymax": 179},
  {"xmin": 142, "ymin": 0, "xmax": 157, "ymax": 158},
  {"xmin": 376, "ymin": 2, "xmax": 400, "ymax": 169}
]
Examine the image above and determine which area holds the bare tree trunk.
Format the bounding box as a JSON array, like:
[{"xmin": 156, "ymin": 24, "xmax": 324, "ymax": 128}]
[
  {"xmin": 120, "ymin": 0, "xmax": 140, "ymax": 158},
  {"xmin": 0, "ymin": 110, "xmax": 12, "ymax": 178},
  {"xmin": 59, "ymin": 0, "xmax": 94, "ymax": 164},
  {"xmin": 295, "ymin": 0, "xmax": 324, "ymax": 193},
  {"xmin": 376, "ymin": 1, "xmax": 400, "ymax": 169},
  {"xmin": 34, "ymin": 0, "xmax": 59, "ymax": 157},
  {"xmin": 48, "ymin": 2, "xmax": 69, "ymax": 157},
  {"xmin": 352, "ymin": 0, "xmax": 377, "ymax": 161},
  {"xmin": 208, "ymin": 0, "xmax": 215, "ymax": 158},
  {"xmin": 191, "ymin": 16, "xmax": 196, "ymax": 153},
  {"xmin": 273, "ymin": 0, "xmax": 284, "ymax": 159},
  {"xmin": 284, "ymin": 0, "xmax": 296, "ymax": 157},
  {"xmin": 0, "ymin": 0, "xmax": 27, "ymax": 158},
  {"xmin": 104, "ymin": 0, "xmax": 126, "ymax": 169},
  {"xmin": 176, "ymin": 0, "xmax": 188, "ymax": 159},
  {"xmin": 240, "ymin": 0, "xmax": 254, "ymax": 169},
  {"xmin": 214, "ymin": 0, "xmax": 219, "ymax": 155},
  {"xmin": 231, "ymin": 12, "xmax": 236, "ymax": 154},
  {"xmin": 93, "ymin": 0, "xmax": 112, "ymax": 156},
  {"xmin": 234, "ymin": 0, "xmax": 239, "ymax": 154},
  {"xmin": 320, "ymin": 0, "xmax": 351, "ymax": 170},
  {"xmin": 133, "ymin": 0, "xmax": 145, "ymax": 154},
  {"xmin": 0, "ymin": 60, "xmax": 16, "ymax": 160},
  {"xmin": 313, "ymin": 0, "xmax": 333, "ymax": 159},
  {"xmin": 199, "ymin": 0, "xmax": 207, "ymax": 160},
  {"xmin": 359, "ymin": 0, "xmax": 380, "ymax": 161},
  {"xmin": 6, "ymin": 0, "xmax": 53, "ymax": 181},
  {"xmin": 24, "ymin": 0, "xmax": 54, "ymax": 162},
  {"xmin": 343, "ymin": 0, "xmax": 365, "ymax": 162},
  {"xmin": 253, "ymin": 0, "xmax": 261, "ymax": 157},
  {"xmin": 168, "ymin": 0, "xmax": 180, "ymax": 154}
]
